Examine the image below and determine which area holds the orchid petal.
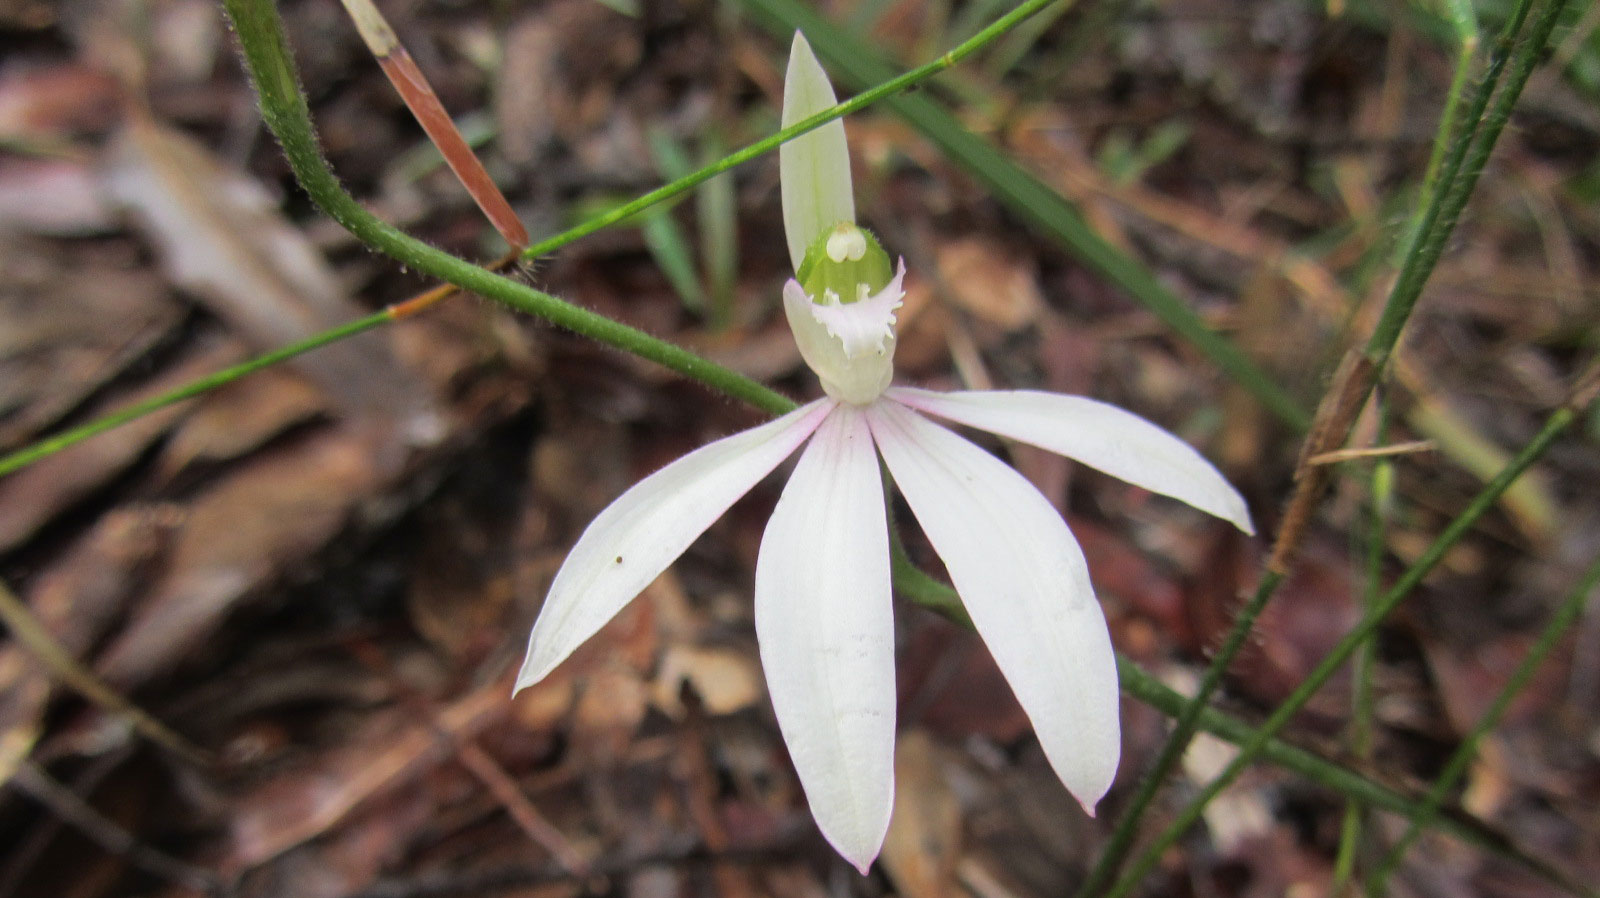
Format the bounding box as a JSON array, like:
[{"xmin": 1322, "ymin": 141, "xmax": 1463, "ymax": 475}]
[
  {"xmin": 781, "ymin": 31, "xmax": 855, "ymax": 272},
  {"xmin": 516, "ymin": 399, "xmax": 835, "ymax": 691},
  {"xmin": 888, "ymin": 387, "xmax": 1253, "ymax": 535},
  {"xmin": 807, "ymin": 259, "xmax": 906, "ymax": 358},
  {"xmin": 755, "ymin": 404, "xmax": 894, "ymax": 872},
  {"xmin": 867, "ymin": 401, "xmax": 1119, "ymax": 811}
]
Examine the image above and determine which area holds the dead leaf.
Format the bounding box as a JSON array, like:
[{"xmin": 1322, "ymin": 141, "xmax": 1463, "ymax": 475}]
[
  {"xmin": 154, "ymin": 367, "xmax": 327, "ymax": 480},
  {"xmin": 103, "ymin": 114, "xmax": 435, "ymax": 436},
  {"xmin": 225, "ymin": 675, "xmax": 510, "ymax": 873},
  {"xmin": 934, "ymin": 237, "xmax": 1044, "ymax": 331},
  {"xmin": 0, "ymin": 336, "xmax": 242, "ymax": 553},
  {"xmin": 0, "ymin": 508, "xmax": 173, "ymax": 784},
  {"xmin": 881, "ymin": 730, "xmax": 962, "ymax": 898},
  {"xmin": 652, "ymin": 645, "xmax": 762, "ymax": 718},
  {"xmin": 94, "ymin": 425, "xmax": 383, "ymax": 687},
  {"xmin": 0, "ymin": 236, "xmax": 182, "ymax": 445}
]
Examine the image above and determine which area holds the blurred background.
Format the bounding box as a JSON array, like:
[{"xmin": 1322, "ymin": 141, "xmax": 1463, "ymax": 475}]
[{"xmin": 1, "ymin": 0, "xmax": 1598, "ymax": 896}]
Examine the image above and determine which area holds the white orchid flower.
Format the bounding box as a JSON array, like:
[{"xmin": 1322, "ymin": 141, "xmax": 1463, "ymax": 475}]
[{"xmin": 516, "ymin": 31, "xmax": 1254, "ymax": 873}]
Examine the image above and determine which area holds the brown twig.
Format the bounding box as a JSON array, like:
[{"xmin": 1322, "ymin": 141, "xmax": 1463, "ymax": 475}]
[
  {"xmin": 339, "ymin": 0, "xmax": 529, "ymax": 250},
  {"xmin": 11, "ymin": 761, "xmax": 222, "ymax": 895},
  {"xmin": 0, "ymin": 580, "xmax": 212, "ymax": 770},
  {"xmin": 1306, "ymin": 440, "xmax": 1435, "ymax": 466},
  {"xmin": 343, "ymin": 639, "xmax": 588, "ymax": 874},
  {"xmin": 1267, "ymin": 349, "xmax": 1379, "ymax": 574}
]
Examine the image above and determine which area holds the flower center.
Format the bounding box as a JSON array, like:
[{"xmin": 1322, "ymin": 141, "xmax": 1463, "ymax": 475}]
[{"xmin": 797, "ymin": 223, "xmax": 893, "ymax": 308}]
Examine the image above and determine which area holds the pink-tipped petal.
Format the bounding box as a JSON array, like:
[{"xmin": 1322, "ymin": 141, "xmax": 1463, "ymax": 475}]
[
  {"xmin": 756, "ymin": 404, "xmax": 895, "ymax": 871},
  {"xmin": 867, "ymin": 401, "xmax": 1120, "ymax": 812},
  {"xmin": 888, "ymin": 387, "xmax": 1253, "ymax": 534},
  {"xmin": 516, "ymin": 399, "xmax": 834, "ymax": 691}
]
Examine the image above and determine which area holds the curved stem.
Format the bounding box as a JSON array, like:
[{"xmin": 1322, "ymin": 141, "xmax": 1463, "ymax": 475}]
[
  {"xmin": 224, "ymin": 0, "xmax": 792, "ymax": 416},
  {"xmin": 4, "ymin": 2, "xmax": 1053, "ymax": 476}
]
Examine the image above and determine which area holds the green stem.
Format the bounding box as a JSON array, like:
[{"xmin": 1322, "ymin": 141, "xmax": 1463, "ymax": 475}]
[
  {"xmin": 1080, "ymin": 0, "xmax": 1564, "ymax": 887},
  {"xmin": 1111, "ymin": 656, "xmax": 1567, "ymax": 887},
  {"xmin": 1073, "ymin": 570, "xmax": 1285, "ymax": 898},
  {"xmin": 1332, "ymin": 405, "xmax": 1394, "ymax": 889},
  {"xmin": 520, "ymin": 0, "xmax": 1067, "ymax": 261},
  {"xmin": 1366, "ymin": 553, "xmax": 1600, "ymax": 895},
  {"xmin": 225, "ymin": 0, "xmax": 792, "ymax": 416},
  {"xmin": 1364, "ymin": 0, "xmax": 1544, "ymax": 368},
  {"xmin": 887, "ymin": 562, "xmax": 1577, "ymax": 888},
  {"xmin": 3, "ymin": 0, "xmax": 1066, "ymax": 479},
  {"xmin": 1410, "ymin": 0, "xmax": 1480, "ymax": 227},
  {"xmin": 1105, "ymin": 404, "xmax": 1584, "ymax": 898},
  {"xmin": 0, "ymin": 313, "xmax": 388, "ymax": 477}
]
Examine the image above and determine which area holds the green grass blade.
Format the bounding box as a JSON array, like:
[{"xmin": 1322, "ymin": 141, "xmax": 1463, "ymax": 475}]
[
  {"xmin": 0, "ymin": 312, "xmax": 389, "ymax": 478},
  {"xmin": 1366, "ymin": 553, "xmax": 1600, "ymax": 894},
  {"xmin": 1106, "ymin": 403, "xmax": 1587, "ymax": 898}
]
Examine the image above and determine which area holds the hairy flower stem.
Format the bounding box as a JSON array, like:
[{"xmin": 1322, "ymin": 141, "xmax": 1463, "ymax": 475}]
[
  {"xmin": 5, "ymin": 3, "xmax": 1054, "ymax": 476},
  {"xmin": 223, "ymin": 0, "xmax": 792, "ymax": 416},
  {"xmin": 199, "ymin": 4, "xmax": 1585, "ymax": 891}
]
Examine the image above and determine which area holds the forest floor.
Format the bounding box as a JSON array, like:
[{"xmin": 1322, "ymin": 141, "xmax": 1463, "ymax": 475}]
[{"xmin": 1, "ymin": 1, "xmax": 1599, "ymax": 896}]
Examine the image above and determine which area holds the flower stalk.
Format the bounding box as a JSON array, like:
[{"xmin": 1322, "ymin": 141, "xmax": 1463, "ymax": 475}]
[{"xmin": 516, "ymin": 31, "xmax": 1252, "ymax": 872}]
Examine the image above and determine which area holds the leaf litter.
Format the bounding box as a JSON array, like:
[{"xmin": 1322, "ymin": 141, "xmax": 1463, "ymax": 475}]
[{"xmin": 0, "ymin": 2, "xmax": 1598, "ymax": 897}]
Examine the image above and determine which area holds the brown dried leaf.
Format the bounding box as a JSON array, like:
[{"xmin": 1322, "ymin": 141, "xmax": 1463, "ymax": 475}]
[
  {"xmin": 652, "ymin": 645, "xmax": 762, "ymax": 719},
  {"xmin": 225, "ymin": 675, "xmax": 510, "ymax": 873},
  {"xmin": 934, "ymin": 237, "xmax": 1044, "ymax": 331},
  {"xmin": 881, "ymin": 730, "xmax": 962, "ymax": 898},
  {"xmin": 103, "ymin": 115, "xmax": 434, "ymax": 432},
  {"xmin": 0, "ymin": 337, "xmax": 241, "ymax": 553},
  {"xmin": 94, "ymin": 426, "xmax": 383, "ymax": 687},
  {"xmin": 0, "ymin": 237, "xmax": 182, "ymax": 444},
  {"xmin": 154, "ymin": 367, "xmax": 327, "ymax": 479}
]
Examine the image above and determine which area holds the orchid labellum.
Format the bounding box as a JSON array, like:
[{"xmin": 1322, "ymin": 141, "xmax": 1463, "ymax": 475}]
[{"xmin": 517, "ymin": 31, "xmax": 1253, "ymax": 873}]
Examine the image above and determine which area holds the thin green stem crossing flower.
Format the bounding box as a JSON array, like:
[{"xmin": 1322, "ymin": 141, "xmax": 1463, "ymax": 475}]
[{"xmin": 516, "ymin": 32, "xmax": 1252, "ymax": 873}]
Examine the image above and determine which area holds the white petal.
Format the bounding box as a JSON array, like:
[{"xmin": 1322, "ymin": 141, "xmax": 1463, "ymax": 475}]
[
  {"xmin": 781, "ymin": 30, "xmax": 855, "ymax": 272},
  {"xmin": 783, "ymin": 274, "xmax": 897, "ymax": 406},
  {"xmin": 516, "ymin": 399, "xmax": 835, "ymax": 691},
  {"xmin": 808, "ymin": 259, "xmax": 906, "ymax": 358},
  {"xmin": 867, "ymin": 401, "xmax": 1119, "ymax": 811},
  {"xmin": 888, "ymin": 387, "xmax": 1254, "ymax": 535},
  {"xmin": 755, "ymin": 404, "xmax": 895, "ymax": 872}
]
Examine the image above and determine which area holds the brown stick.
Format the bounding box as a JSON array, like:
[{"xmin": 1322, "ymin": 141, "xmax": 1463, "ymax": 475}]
[
  {"xmin": 1267, "ymin": 349, "xmax": 1379, "ymax": 574},
  {"xmin": 341, "ymin": 0, "xmax": 530, "ymax": 250}
]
